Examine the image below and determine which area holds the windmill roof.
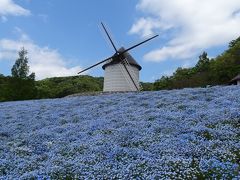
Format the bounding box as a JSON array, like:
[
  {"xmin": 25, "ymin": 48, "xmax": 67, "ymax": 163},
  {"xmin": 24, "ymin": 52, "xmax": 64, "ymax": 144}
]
[
  {"xmin": 102, "ymin": 47, "xmax": 142, "ymax": 70},
  {"xmin": 230, "ymin": 74, "xmax": 240, "ymax": 82}
]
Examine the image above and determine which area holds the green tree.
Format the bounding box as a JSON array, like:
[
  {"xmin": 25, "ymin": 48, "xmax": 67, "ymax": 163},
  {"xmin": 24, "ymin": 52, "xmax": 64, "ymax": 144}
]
[
  {"xmin": 8, "ymin": 47, "xmax": 37, "ymax": 101},
  {"xmin": 195, "ymin": 51, "xmax": 210, "ymax": 72},
  {"xmin": 0, "ymin": 75, "xmax": 7, "ymax": 101},
  {"xmin": 153, "ymin": 76, "xmax": 174, "ymax": 90},
  {"xmin": 141, "ymin": 82, "xmax": 154, "ymax": 91},
  {"xmin": 11, "ymin": 47, "xmax": 35, "ymax": 80},
  {"xmin": 229, "ymin": 36, "xmax": 240, "ymax": 48}
]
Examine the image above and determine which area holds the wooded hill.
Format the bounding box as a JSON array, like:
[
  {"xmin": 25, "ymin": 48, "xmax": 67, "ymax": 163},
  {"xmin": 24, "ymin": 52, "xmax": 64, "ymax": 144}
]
[
  {"xmin": 36, "ymin": 75, "xmax": 103, "ymax": 99},
  {"xmin": 0, "ymin": 75, "xmax": 103, "ymax": 102}
]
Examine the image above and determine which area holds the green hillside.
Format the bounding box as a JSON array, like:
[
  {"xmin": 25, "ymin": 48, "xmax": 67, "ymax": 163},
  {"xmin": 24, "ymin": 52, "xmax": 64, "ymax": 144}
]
[{"xmin": 36, "ymin": 75, "xmax": 104, "ymax": 99}]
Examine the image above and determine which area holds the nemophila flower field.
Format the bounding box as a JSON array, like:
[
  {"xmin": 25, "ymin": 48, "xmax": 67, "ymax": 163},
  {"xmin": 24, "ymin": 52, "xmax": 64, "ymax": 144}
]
[{"xmin": 0, "ymin": 86, "xmax": 239, "ymax": 179}]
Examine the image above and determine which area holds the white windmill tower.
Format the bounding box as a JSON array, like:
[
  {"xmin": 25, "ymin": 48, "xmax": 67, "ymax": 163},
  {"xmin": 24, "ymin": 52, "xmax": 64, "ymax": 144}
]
[
  {"xmin": 102, "ymin": 47, "xmax": 142, "ymax": 91},
  {"xmin": 78, "ymin": 22, "xmax": 158, "ymax": 92}
]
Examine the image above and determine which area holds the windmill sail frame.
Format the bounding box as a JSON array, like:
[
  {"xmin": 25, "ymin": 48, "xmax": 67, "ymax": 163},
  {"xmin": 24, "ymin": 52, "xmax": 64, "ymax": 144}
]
[{"xmin": 78, "ymin": 22, "xmax": 158, "ymax": 92}]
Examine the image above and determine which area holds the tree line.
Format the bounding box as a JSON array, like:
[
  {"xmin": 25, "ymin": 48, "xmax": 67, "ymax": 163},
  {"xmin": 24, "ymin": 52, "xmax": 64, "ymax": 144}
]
[{"xmin": 153, "ymin": 37, "xmax": 240, "ymax": 90}]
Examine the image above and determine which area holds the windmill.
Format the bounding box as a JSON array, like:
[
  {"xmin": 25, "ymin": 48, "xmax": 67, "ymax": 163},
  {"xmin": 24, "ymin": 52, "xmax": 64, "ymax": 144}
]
[{"xmin": 78, "ymin": 22, "xmax": 158, "ymax": 92}]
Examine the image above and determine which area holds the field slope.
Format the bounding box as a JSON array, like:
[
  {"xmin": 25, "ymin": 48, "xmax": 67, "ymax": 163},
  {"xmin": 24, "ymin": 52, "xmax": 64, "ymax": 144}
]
[{"xmin": 0, "ymin": 86, "xmax": 239, "ymax": 179}]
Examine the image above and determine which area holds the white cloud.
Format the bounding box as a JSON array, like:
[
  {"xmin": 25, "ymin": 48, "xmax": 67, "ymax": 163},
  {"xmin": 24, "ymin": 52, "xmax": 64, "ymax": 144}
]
[
  {"xmin": 0, "ymin": 30, "xmax": 82, "ymax": 80},
  {"xmin": 0, "ymin": 0, "xmax": 30, "ymax": 17},
  {"xmin": 129, "ymin": 17, "xmax": 173, "ymax": 38},
  {"xmin": 131, "ymin": 0, "xmax": 240, "ymax": 62}
]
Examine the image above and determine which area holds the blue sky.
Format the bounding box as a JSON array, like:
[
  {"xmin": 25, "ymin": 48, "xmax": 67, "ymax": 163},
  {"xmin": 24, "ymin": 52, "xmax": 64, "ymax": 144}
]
[{"xmin": 0, "ymin": 0, "xmax": 240, "ymax": 81}]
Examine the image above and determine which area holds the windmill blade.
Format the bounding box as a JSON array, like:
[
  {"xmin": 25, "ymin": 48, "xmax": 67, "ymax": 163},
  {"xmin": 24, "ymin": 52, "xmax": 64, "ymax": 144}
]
[
  {"xmin": 121, "ymin": 35, "xmax": 158, "ymax": 54},
  {"xmin": 120, "ymin": 57, "xmax": 139, "ymax": 91},
  {"xmin": 78, "ymin": 56, "xmax": 113, "ymax": 74},
  {"xmin": 101, "ymin": 22, "xmax": 118, "ymax": 53}
]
